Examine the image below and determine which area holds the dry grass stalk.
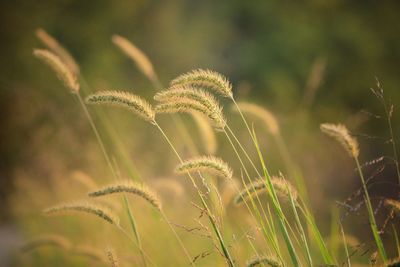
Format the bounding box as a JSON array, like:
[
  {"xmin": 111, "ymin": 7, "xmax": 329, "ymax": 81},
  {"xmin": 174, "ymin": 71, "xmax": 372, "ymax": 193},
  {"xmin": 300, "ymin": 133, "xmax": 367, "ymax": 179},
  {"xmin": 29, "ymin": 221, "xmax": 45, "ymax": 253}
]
[
  {"xmin": 43, "ymin": 201, "xmax": 119, "ymax": 225},
  {"xmin": 175, "ymin": 155, "xmax": 233, "ymax": 179},
  {"xmin": 35, "ymin": 28, "xmax": 80, "ymax": 76},
  {"xmin": 320, "ymin": 123, "xmax": 359, "ymax": 158},
  {"xmin": 234, "ymin": 177, "xmax": 297, "ymax": 205},
  {"xmin": 233, "ymin": 102, "xmax": 280, "ymax": 135},
  {"xmin": 33, "ymin": 49, "xmax": 80, "ymax": 93},
  {"xmin": 20, "ymin": 234, "xmax": 71, "ymax": 252},
  {"xmin": 88, "ymin": 180, "xmax": 162, "ymax": 211},
  {"xmin": 170, "ymin": 69, "xmax": 233, "ymax": 98},
  {"xmin": 112, "ymin": 34, "xmax": 157, "ymax": 82},
  {"xmin": 85, "ymin": 90, "xmax": 155, "ymax": 123}
]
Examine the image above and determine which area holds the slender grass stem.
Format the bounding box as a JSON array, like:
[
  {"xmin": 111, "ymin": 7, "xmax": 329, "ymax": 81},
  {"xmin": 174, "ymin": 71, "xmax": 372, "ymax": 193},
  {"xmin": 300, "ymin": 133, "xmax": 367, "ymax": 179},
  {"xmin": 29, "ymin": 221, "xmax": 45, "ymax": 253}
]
[
  {"xmin": 75, "ymin": 91, "xmax": 146, "ymax": 266},
  {"xmin": 354, "ymin": 157, "xmax": 387, "ymax": 262},
  {"xmin": 154, "ymin": 121, "xmax": 235, "ymax": 267},
  {"xmin": 339, "ymin": 222, "xmax": 351, "ymax": 267}
]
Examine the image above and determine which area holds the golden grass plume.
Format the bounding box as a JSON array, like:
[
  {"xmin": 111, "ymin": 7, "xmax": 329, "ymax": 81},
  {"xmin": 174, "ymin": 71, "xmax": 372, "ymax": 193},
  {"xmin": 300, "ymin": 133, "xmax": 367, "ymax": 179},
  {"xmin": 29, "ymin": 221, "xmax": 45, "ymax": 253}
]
[
  {"xmin": 232, "ymin": 102, "xmax": 279, "ymax": 135},
  {"xmin": 234, "ymin": 177, "xmax": 297, "ymax": 205},
  {"xmin": 72, "ymin": 245, "xmax": 107, "ymax": 263},
  {"xmin": 88, "ymin": 180, "xmax": 162, "ymax": 211},
  {"xmin": 20, "ymin": 234, "xmax": 71, "ymax": 252},
  {"xmin": 43, "ymin": 201, "xmax": 119, "ymax": 225},
  {"xmin": 246, "ymin": 254, "xmax": 281, "ymax": 267},
  {"xmin": 33, "ymin": 49, "xmax": 80, "ymax": 93},
  {"xmin": 320, "ymin": 123, "xmax": 359, "ymax": 158},
  {"xmin": 112, "ymin": 34, "xmax": 157, "ymax": 83},
  {"xmin": 35, "ymin": 28, "xmax": 80, "ymax": 76},
  {"xmin": 190, "ymin": 112, "xmax": 218, "ymax": 154},
  {"xmin": 106, "ymin": 247, "xmax": 120, "ymax": 267},
  {"xmin": 170, "ymin": 69, "xmax": 233, "ymax": 98},
  {"xmin": 175, "ymin": 155, "xmax": 233, "ymax": 179},
  {"xmin": 155, "ymin": 86, "xmax": 226, "ymax": 130},
  {"xmin": 85, "ymin": 90, "xmax": 155, "ymax": 123}
]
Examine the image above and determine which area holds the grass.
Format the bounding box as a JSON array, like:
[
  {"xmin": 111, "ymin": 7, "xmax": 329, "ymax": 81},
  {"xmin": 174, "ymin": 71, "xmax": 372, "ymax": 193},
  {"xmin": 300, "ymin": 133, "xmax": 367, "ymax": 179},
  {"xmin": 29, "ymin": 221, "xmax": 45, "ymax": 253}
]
[{"xmin": 13, "ymin": 29, "xmax": 400, "ymax": 267}]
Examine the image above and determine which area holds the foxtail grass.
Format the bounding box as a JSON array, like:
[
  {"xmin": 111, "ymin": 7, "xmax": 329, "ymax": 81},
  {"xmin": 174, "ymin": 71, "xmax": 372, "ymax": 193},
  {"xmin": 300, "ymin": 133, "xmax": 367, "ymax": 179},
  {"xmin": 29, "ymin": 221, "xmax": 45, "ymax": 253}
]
[
  {"xmin": 33, "ymin": 49, "xmax": 80, "ymax": 93},
  {"xmin": 88, "ymin": 181, "xmax": 162, "ymax": 211},
  {"xmin": 35, "ymin": 28, "xmax": 80, "ymax": 76},
  {"xmin": 175, "ymin": 156, "xmax": 233, "ymax": 179},
  {"xmin": 43, "ymin": 201, "xmax": 120, "ymax": 225},
  {"xmin": 321, "ymin": 122, "xmax": 387, "ymax": 262},
  {"xmin": 20, "ymin": 234, "xmax": 71, "ymax": 252}
]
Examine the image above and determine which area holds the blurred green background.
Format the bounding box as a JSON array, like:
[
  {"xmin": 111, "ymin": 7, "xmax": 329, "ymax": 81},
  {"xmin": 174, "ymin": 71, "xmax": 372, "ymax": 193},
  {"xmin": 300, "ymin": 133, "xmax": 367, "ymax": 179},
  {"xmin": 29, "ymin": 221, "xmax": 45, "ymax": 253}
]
[{"xmin": 1, "ymin": 0, "xmax": 400, "ymax": 265}]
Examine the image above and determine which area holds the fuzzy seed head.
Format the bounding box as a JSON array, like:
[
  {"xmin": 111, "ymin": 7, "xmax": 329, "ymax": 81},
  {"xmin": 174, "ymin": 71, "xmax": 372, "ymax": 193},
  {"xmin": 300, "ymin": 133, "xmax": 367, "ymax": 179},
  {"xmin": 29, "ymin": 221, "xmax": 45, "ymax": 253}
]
[
  {"xmin": 233, "ymin": 102, "xmax": 279, "ymax": 135},
  {"xmin": 106, "ymin": 247, "xmax": 119, "ymax": 267},
  {"xmin": 85, "ymin": 90, "xmax": 155, "ymax": 123},
  {"xmin": 20, "ymin": 234, "xmax": 71, "ymax": 252},
  {"xmin": 176, "ymin": 156, "xmax": 233, "ymax": 179},
  {"xmin": 33, "ymin": 49, "xmax": 80, "ymax": 93},
  {"xmin": 385, "ymin": 199, "xmax": 400, "ymax": 213},
  {"xmin": 112, "ymin": 34, "xmax": 156, "ymax": 82},
  {"xmin": 234, "ymin": 177, "xmax": 297, "ymax": 205},
  {"xmin": 36, "ymin": 28, "xmax": 80, "ymax": 75},
  {"xmin": 43, "ymin": 201, "xmax": 119, "ymax": 225},
  {"xmin": 155, "ymin": 99, "xmax": 226, "ymax": 130},
  {"xmin": 190, "ymin": 112, "xmax": 217, "ymax": 154},
  {"xmin": 72, "ymin": 245, "xmax": 107, "ymax": 262},
  {"xmin": 170, "ymin": 69, "xmax": 233, "ymax": 98},
  {"xmin": 320, "ymin": 123, "xmax": 359, "ymax": 158},
  {"xmin": 88, "ymin": 180, "xmax": 162, "ymax": 211},
  {"xmin": 246, "ymin": 254, "xmax": 281, "ymax": 267}
]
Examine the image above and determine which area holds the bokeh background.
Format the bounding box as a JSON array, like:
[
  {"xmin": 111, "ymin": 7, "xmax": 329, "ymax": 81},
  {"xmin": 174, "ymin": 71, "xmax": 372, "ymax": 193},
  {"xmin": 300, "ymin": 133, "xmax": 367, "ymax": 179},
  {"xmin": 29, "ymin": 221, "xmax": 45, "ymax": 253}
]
[{"xmin": 1, "ymin": 0, "xmax": 400, "ymax": 266}]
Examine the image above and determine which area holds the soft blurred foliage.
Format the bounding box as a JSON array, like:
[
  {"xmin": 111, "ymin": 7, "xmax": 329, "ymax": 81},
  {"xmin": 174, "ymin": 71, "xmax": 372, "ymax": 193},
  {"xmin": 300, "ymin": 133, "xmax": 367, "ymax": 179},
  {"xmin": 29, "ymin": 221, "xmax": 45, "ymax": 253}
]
[{"xmin": 1, "ymin": 0, "xmax": 400, "ymax": 266}]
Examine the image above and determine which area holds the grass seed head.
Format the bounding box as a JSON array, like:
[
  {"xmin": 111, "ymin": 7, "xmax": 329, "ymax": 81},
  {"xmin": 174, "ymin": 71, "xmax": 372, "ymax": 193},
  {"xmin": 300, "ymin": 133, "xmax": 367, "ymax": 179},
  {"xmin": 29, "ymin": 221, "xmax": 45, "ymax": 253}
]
[
  {"xmin": 88, "ymin": 180, "xmax": 162, "ymax": 211},
  {"xmin": 246, "ymin": 254, "xmax": 281, "ymax": 267},
  {"xmin": 175, "ymin": 155, "xmax": 233, "ymax": 179},
  {"xmin": 320, "ymin": 123, "xmax": 359, "ymax": 158},
  {"xmin": 85, "ymin": 90, "xmax": 155, "ymax": 123},
  {"xmin": 43, "ymin": 201, "xmax": 119, "ymax": 225},
  {"xmin": 170, "ymin": 69, "xmax": 233, "ymax": 98},
  {"xmin": 112, "ymin": 34, "xmax": 156, "ymax": 82},
  {"xmin": 35, "ymin": 28, "xmax": 80, "ymax": 76},
  {"xmin": 233, "ymin": 102, "xmax": 280, "ymax": 135},
  {"xmin": 33, "ymin": 49, "xmax": 80, "ymax": 93}
]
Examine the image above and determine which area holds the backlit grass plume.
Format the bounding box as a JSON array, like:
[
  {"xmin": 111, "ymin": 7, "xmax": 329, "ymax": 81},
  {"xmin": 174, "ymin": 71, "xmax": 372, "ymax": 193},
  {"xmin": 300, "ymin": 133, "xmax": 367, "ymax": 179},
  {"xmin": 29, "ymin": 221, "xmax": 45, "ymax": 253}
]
[
  {"xmin": 175, "ymin": 155, "xmax": 233, "ymax": 179},
  {"xmin": 112, "ymin": 34, "xmax": 157, "ymax": 83},
  {"xmin": 385, "ymin": 199, "xmax": 400, "ymax": 213},
  {"xmin": 72, "ymin": 245, "xmax": 107, "ymax": 263},
  {"xmin": 35, "ymin": 28, "xmax": 80, "ymax": 76},
  {"xmin": 246, "ymin": 254, "xmax": 281, "ymax": 267},
  {"xmin": 320, "ymin": 123, "xmax": 359, "ymax": 158},
  {"xmin": 234, "ymin": 177, "xmax": 297, "ymax": 205},
  {"xmin": 20, "ymin": 234, "xmax": 71, "ymax": 252},
  {"xmin": 155, "ymin": 99, "xmax": 226, "ymax": 130},
  {"xmin": 88, "ymin": 180, "xmax": 162, "ymax": 211},
  {"xmin": 43, "ymin": 201, "xmax": 119, "ymax": 225},
  {"xmin": 154, "ymin": 86, "xmax": 226, "ymax": 129},
  {"xmin": 232, "ymin": 102, "xmax": 280, "ymax": 135},
  {"xmin": 85, "ymin": 90, "xmax": 155, "ymax": 123},
  {"xmin": 190, "ymin": 112, "xmax": 217, "ymax": 154},
  {"xmin": 106, "ymin": 247, "xmax": 120, "ymax": 267},
  {"xmin": 33, "ymin": 49, "xmax": 80, "ymax": 93},
  {"xmin": 170, "ymin": 69, "xmax": 233, "ymax": 98}
]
